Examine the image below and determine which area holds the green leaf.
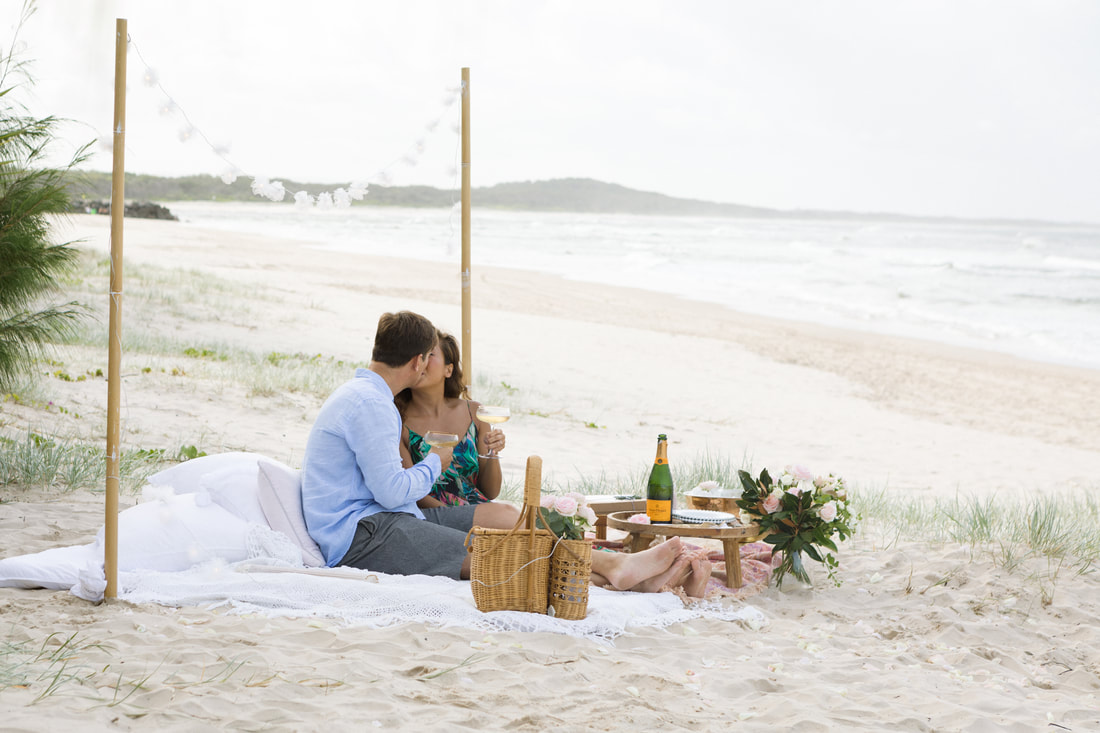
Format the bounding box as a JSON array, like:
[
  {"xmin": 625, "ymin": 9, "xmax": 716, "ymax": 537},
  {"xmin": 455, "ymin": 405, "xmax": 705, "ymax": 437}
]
[{"xmin": 759, "ymin": 468, "xmax": 772, "ymax": 489}]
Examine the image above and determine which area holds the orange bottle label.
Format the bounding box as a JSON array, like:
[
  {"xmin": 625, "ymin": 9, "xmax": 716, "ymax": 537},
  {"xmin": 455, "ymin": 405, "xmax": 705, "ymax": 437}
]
[{"xmin": 647, "ymin": 499, "xmax": 671, "ymax": 522}]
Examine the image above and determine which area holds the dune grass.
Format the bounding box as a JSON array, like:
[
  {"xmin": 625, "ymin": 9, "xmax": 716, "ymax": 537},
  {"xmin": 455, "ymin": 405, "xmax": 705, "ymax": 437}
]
[
  {"xmin": 853, "ymin": 486, "xmax": 1100, "ymax": 577},
  {"xmin": 0, "ymin": 431, "xmax": 166, "ymax": 494},
  {"xmin": 0, "ymin": 627, "xmax": 280, "ymax": 708}
]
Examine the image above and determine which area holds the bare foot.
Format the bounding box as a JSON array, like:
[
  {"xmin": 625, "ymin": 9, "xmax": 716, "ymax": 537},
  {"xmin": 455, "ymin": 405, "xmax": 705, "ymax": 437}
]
[
  {"xmin": 591, "ymin": 537, "xmax": 682, "ymax": 591},
  {"xmin": 682, "ymin": 549, "xmax": 713, "ymax": 598},
  {"xmin": 628, "ymin": 552, "xmax": 691, "ymax": 593}
]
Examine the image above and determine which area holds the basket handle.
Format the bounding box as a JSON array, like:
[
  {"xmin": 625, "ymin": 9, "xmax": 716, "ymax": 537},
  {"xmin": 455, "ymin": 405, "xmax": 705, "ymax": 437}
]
[
  {"xmin": 523, "ymin": 456, "xmax": 542, "ymax": 610},
  {"xmin": 465, "ymin": 455, "xmax": 543, "ymax": 555}
]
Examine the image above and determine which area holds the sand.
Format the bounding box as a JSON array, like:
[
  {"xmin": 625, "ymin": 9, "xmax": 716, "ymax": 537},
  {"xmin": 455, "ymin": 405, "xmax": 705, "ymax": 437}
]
[{"xmin": 1, "ymin": 213, "xmax": 1098, "ymax": 730}]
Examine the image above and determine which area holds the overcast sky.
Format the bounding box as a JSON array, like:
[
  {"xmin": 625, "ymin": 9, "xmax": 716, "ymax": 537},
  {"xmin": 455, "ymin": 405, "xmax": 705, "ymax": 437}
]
[{"xmin": 3, "ymin": 0, "xmax": 1099, "ymax": 222}]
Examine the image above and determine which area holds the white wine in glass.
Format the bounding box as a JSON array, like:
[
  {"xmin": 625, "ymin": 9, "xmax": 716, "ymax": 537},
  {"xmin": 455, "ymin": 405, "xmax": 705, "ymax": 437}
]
[
  {"xmin": 476, "ymin": 405, "xmax": 510, "ymax": 459},
  {"xmin": 423, "ymin": 431, "xmax": 460, "ymax": 449}
]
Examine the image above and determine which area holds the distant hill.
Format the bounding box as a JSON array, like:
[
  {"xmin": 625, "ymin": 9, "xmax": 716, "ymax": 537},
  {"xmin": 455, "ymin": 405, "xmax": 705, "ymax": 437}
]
[{"xmin": 65, "ymin": 171, "xmax": 1060, "ymax": 226}]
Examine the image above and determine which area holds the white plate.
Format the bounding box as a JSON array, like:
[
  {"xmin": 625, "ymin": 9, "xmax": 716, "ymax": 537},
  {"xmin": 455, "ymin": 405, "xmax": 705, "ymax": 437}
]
[{"xmin": 672, "ymin": 509, "xmax": 738, "ymax": 524}]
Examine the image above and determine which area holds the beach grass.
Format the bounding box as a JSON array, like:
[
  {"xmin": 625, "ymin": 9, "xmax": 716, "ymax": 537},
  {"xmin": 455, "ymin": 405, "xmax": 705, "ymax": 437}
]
[
  {"xmin": 854, "ymin": 486, "xmax": 1100, "ymax": 576},
  {"xmin": 0, "ymin": 430, "xmax": 166, "ymax": 493},
  {"xmin": 0, "ymin": 627, "xmax": 272, "ymax": 708}
]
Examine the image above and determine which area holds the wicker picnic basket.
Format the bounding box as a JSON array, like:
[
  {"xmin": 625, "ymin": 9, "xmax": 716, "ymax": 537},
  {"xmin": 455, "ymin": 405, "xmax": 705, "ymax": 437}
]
[
  {"xmin": 547, "ymin": 536, "xmax": 592, "ymax": 620},
  {"xmin": 466, "ymin": 456, "xmax": 554, "ymax": 614}
]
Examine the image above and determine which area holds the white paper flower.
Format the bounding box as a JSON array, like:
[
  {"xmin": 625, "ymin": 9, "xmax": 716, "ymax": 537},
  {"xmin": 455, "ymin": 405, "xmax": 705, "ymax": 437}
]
[
  {"xmin": 294, "ymin": 190, "xmax": 314, "ymax": 209},
  {"xmin": 316, "ymin": 192, "xmax": 334, "ymax": 209},
  {"xmin": 348, "ymin": 182, "xmax": 369, "ymax": 200},
  {"xmin": 332, "ymin": 188, "xmax": 352, "ymax": 208},
  {"xmin": 220, "ymin": 169, "xmax": 238, "ymax": 185},
  {"xmin": 251, "ymin": 178, "xmax": 286, "ymax": 202},
  {"xmin": 694, "ymin": 480, "xmax": 721, "ymax": 495}
]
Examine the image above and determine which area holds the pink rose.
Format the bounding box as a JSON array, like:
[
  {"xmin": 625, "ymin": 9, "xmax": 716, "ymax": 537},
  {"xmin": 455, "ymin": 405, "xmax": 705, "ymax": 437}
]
[
  {"xmin": 819, "ymin": 501, "xmax": 838, "ymax": 522},
  {"xmin": 762, "ymin": 492, "xmax": 782, "ymax": 514},
  {"xmin": 540, "ymin": 495, "xmax": 555, "ymax": 509},
  {"xmin": 627, "ymin": 513, "xmax": 651, "ymax": 524},
  {"xmin": 789, "ymin": 464, "xmax": 814, "ymax": 482},
  {"xmin": 553, "ymin": 496, "xmax": 578, "ymax": 516},
  {"xmin": 581, "ymin": 506, "xmax": 598, "ymax": 525},
  {"xmin": 565, "ymin": 491, "xmax": 585, "ymax": 505}
]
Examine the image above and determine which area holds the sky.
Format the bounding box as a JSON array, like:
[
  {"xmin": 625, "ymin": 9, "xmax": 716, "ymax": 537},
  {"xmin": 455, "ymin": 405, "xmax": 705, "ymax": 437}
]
[{"xmin": 2, "ymin": 0, "xmax": 1099, "ymax": 223}]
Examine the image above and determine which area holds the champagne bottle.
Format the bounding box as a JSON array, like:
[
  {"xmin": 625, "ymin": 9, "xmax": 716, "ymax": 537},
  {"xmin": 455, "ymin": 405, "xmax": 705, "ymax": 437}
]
[{"xmin": 646, "ymin": 434, "xmax": 674, "ymax": 523}]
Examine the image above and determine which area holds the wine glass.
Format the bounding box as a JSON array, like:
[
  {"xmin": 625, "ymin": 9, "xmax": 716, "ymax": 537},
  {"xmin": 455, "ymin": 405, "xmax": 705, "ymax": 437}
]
[
  {"xmin": 476, "ymin": 405, "xmax": 510, "ymax": 459},
  {"xmin": 423, "ymin": 431, "xmax": 460, "ymax": 449}
]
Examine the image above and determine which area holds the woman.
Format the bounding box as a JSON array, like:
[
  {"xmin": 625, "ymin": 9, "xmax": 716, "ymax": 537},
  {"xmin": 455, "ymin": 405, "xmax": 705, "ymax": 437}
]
[{"xmin": 396, "ymin": 331, "xmax": 505, "ymax": 509}]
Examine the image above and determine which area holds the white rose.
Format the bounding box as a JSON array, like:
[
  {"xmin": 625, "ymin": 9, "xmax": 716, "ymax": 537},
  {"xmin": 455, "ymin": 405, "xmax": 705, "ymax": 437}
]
[{"xmin": 819, "ymin": 501, "xmax": 838, "ymax": 522}]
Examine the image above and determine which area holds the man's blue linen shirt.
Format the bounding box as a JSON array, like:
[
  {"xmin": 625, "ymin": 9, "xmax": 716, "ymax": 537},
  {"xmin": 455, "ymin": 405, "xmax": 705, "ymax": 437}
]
[{"xmin": 301, "ymin": 368, "xmax": 441, "ymax": 567}]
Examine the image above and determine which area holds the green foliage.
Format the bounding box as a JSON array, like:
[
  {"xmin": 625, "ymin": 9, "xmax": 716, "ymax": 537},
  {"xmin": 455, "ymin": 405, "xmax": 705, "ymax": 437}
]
[
  {"xmin": 175, "ymin": 444, "xmax": 207, "ymax": 461},
  {"xmin": 0, "ymin": 4, "xmax": 92, "ymax": 390},
  {"xmin": 738, "ymin": 468, "xmax": 856, "ymax": 587}
]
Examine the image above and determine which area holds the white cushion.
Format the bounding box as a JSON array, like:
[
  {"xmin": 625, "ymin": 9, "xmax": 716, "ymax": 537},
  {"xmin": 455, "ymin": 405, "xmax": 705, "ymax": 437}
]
[
  {"xmin": 1, "ymin": 494, "xmax": 250, "ymax": 600},
  {"xmin": 98, "ymin": 492, "xmax": 250, "ymax": 572},
  {"xmin": 0, "ymin": 544, "xmax": 99, "ymax": 591},
  {"xmin": 201, "ymin": 463, "xmax": 269, "ymax": 526},
  {"xmin": 148, "ymin": 451, "xmax": 269, "ymax": 494},
  {"xmin": 256, "ymin": 459, "xmax": 325, "ymax": 568}
]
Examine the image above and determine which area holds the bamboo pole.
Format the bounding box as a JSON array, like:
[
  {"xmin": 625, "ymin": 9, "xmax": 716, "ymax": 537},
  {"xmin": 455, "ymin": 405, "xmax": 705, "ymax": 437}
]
[
  {"xmin": 104, "ymin": 18, "xmax": 128, "ymax": 600},
  {"xmin": 460, "ymin": 67, "xmax": 471, "ymax": 386}
]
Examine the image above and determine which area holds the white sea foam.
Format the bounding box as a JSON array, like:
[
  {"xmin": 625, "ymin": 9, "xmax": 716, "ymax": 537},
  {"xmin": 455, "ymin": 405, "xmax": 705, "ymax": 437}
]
[{"xmin": 167, "ymin": 202, "xmax": 1100, "ymax": 370}]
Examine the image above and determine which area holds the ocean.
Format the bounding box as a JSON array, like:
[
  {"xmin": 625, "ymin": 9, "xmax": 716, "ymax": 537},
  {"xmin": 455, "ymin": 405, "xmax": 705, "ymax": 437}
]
[{"xmin": 167, "ymin": 201, "xmax": 1100, "ymax": 371}]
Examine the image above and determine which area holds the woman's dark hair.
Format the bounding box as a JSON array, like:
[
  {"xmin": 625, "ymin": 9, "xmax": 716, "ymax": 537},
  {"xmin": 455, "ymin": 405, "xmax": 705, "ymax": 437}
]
[
  {"xmin": 394, "ymin": 329, "xmax": 467, "ymax": 417},
  {"xmin": 437, "ymin": 331, "xmax": 468, "ymax": 399}
]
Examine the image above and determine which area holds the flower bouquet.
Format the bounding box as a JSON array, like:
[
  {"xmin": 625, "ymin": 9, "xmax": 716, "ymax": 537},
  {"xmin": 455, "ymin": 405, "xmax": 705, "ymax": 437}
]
[
  {"xmin": 536, "ymin": 493, "xmax": 598, "ymax": 620},
  {"xmin": 736, "ymin": 465, "xmax": 855, "ymax": 588},
  {"xmin": 535, "ymin": 493, "xmax": 598, "ymax": 540}
]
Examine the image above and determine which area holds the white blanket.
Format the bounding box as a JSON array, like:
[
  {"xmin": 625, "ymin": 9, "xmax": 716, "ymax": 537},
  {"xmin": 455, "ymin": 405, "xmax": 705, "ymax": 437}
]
[{"xmin": 118, "ymin": 559, "xmax": 766, "ymax": 642}]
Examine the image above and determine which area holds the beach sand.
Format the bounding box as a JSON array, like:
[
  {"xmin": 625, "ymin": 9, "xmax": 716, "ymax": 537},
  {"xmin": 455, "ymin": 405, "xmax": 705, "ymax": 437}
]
[{"xmin": 1, "ymin": 213, "xmax": 1098, "ymax": 730}]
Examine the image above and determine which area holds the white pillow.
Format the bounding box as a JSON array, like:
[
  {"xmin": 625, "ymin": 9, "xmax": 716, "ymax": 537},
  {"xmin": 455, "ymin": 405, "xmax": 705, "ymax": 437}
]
[
  {"xmin": 0, "ymin": 543, "xmax": 99, "ymax": 591},
  {"xmin": 201, "ymin": 463, "xmax": 269, "ymax": 526},
  {"xmin": 256, "ymin": 459, "xmax": 325, "ymax": 568},
  {"xmin": 96, "ymin": 492, "xmax": 250, "ymax": 572},
  {"xmin": 148, "ymin": 451, "xmax": 269, "ymax": 494}
]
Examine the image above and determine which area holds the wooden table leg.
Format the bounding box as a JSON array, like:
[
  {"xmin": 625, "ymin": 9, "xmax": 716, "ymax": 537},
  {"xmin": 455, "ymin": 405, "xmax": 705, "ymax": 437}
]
[
  {"xmin": 595, "ymin": 515, "xmax": 608, "ymax": 541},
  {"xmin": 629, "ymin": 534, "xmax": 650, "ymax": 554},
  {"xmin": 722, "ymin": 539, "xmax": 743, "ymax": 588}
]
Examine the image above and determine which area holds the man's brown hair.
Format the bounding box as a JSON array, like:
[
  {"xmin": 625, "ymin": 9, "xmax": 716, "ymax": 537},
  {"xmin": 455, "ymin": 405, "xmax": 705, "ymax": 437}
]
[{"xmin": 371, "ymin": 311, "xmax": 436, "ymax": 368}]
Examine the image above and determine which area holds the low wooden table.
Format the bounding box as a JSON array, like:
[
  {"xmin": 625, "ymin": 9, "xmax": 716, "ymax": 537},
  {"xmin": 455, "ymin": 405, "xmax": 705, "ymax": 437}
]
[
  {"xmin": 585, "ymin": 496, "xmax": 647, "ymax": 540},
  {"xmin": 605, "ymin": 511, "xmax": 764, "ymax": 588}
]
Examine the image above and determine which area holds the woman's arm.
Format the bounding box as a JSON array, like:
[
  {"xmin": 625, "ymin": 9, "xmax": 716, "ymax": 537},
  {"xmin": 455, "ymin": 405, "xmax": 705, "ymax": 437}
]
[
  {"xmin": 417, "ymin": 494, "xmax": 445, "ymax": 509},
  {"xmin": 471, "ymin": 401, "xmax": 504, "ymax": 500}
]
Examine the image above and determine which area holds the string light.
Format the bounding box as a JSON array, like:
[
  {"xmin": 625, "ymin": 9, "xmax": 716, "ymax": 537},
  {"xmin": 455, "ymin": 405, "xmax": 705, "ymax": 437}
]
[{"xmin": 120, "ymin": 35, "xmax": 461, "ymax": 209}]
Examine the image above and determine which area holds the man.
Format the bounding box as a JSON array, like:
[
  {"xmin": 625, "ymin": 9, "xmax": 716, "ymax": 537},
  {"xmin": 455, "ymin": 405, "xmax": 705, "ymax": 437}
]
[
  {"xmin": 302, "ymin": 311, "xmax": 515, "ymax": 579},
  {"xmin": 303, "ymin": 310, "xmax": 709, "ymax": 594}
]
